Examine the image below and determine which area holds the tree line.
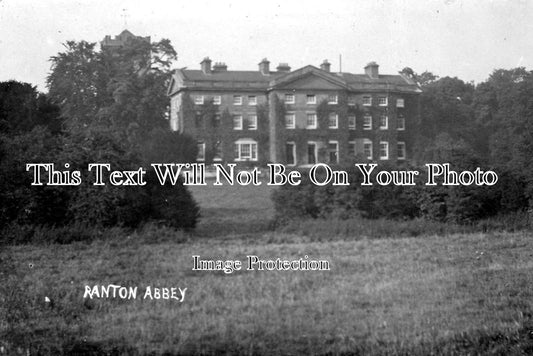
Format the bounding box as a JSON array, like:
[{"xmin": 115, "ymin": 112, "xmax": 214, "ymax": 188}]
[
  {"xmin": 273, "ymin": 68, "xmax": 533, "ymax": 223},
  {"xmin": 0, "ymin": 38, "xmax": 199, "ymax": 240},
  {"xmin": 1, "ymin": 37, "xmax": 533, "ymax": 237}
]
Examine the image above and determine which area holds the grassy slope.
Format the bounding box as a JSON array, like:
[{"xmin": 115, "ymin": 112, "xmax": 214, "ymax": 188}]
[{"xmin": 2, "ymin": 181, "xmax": 533, "ymax": 355}]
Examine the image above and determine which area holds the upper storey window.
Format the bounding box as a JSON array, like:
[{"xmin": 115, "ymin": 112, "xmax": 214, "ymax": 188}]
[
  {"xmin": 306, "ymin": 113, "xmax": 317, "ymax": 129},
  {"xmin": 285, "ymin": 94, "xmax": 295, "ymax": 104},
  {"xmin": 397, "ymin": 98, "xmax": 405, "ymax": 108},
  {"xmin": 194, "ymin": 96, "xmax": 204, "ymax": 105},
  {"xmin": 397, "ymin": 114, "xmax": 406, "ymax": 130},
  {"xmin": 233, "ymin": 95, "xmax": 242, "ymax": 105},
  {"xmin": 348, "ymin": 115, "xmax": 356, "ymax": 130},
  {"xmin": 378, "ymin": 96, "xmax": 388, "ymax": 106},
  {"xmin": 328, "ymin": 95, "xmax": 338, "ymax": 104},
  {"xmin": 233, "ymin": 115, "xmax": 243, "ymax": 130},
  {"xmin": 363, "ymin": 96, "xmax": 372, "ymax": 106},
  {"xmin": 285, "ymin": 113, "xmax": 296, "ymax": 129},
  {"xmin": 328, "ymin": 113, "xmax": 338, "ymax": 129}
]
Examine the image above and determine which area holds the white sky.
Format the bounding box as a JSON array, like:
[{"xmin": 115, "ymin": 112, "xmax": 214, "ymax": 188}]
[{"xmin": 1, "ymin": 0, "xmax": 532, "ymax": 92}]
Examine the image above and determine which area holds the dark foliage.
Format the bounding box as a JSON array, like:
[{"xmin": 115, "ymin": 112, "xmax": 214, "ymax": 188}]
[
  {"xmin": 0, "ymin": 81, "xmax": 62, "ymax": 134},
  {"xmin": 140, "ymin": 127, "xmax": 198, "ymax": 165},
  {"xmin": 272, "ymin": 161, "xmax": 521, "ymax": 225},
  {"xmin": 0, "ymin": 125, "xmax": 199, "ymax": 242},
  {"xmin": 0, "ymin": 127, "xmax": 69, "ymax": 227}
]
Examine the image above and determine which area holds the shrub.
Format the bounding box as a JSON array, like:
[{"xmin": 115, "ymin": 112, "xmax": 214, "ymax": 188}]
[
  {"xmin": 57, "ymin": 128, "xmax": 151, "ymax": 227},
  {"xmin": 272, "ymin": 163, "xmax": 528, "ymax": 226},
  {"xmin": 59, "ymin": 128, "xmax": 200, "ymax": 229},
  {"xmin": 272, "ymin": 165, "xmax": 420, "ymax": 223},
  {"xmin": 0, "ymin": 127, "xmax": 70, "ymax": 227},
  {"xmin": 145, "ymin": 170, "xmax": 200, "ymax": 230},
  {"xmin": 140, "ymin": 127, "xmax": 198, "ymax": 165},
  {"xmin": 1, "ymin": 126, "xmax": 200, "ymax": 242}
]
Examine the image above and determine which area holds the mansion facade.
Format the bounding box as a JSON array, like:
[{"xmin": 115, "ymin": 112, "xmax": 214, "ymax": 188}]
[{"xmin": 167, "ymin": 58, "xmax": 421, "ymax": 166}]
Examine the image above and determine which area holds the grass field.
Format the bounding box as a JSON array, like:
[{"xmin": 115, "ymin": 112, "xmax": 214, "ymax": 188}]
[{"xmin": 2, "ymin": 181, "xmax": 533, "ymax": 355}]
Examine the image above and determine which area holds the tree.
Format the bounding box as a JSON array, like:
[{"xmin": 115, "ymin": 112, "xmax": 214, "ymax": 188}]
[
  {"xmin": 412, "ymin": 76, "xmax": 480, "ymax": 162},
  {"xmin": 141, "ymin": 127, "xmax": 198, "ymax": 165},
  {"xmin": 415, "ymin": 71, "xmax": 438, "ymax": 86},
  {"xmin": 99, "ymin": 36, "xmax": 177, "ymax": 140},
  {"xmin": 46, "ymin": 37, "xmax": 178, "ymax": 140},
  {"xmin": 0, "ymin": 81, "xmax": 61, "ymax": 134},
  {"xmin": 0, "ymin": 126, "xmax": 68, "ymax": 227},
  {"xmin": 47, "ymin": 41, "xmax": 104, "ymax": 131},
  {"xmin": 473, "ymin": 68, "xmax": 533, "ymax": 201}
]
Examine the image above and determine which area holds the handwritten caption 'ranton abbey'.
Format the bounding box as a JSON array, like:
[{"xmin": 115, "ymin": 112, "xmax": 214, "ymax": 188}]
[{"xmin": 26, "ymin": 163, "xmax": 499, "ymax": 187}]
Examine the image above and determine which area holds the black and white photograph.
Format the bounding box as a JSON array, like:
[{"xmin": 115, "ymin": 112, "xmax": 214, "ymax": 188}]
[{"xmin": 1, "ymin": 0, "xmax": 533, "ymax": 354}]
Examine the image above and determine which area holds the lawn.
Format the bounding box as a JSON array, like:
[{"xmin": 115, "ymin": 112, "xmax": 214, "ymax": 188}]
[{"xmin": 2, "ymin": 182, "xmax": 533, "ymax": 355}]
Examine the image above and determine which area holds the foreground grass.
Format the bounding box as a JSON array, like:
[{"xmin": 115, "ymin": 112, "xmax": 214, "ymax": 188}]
[
  {"xmin": 188, "ymin": 181, "xmax": 276, "ymax": 237},
  {"xmin": 3, "ymin": 182, "xmax": 533, "ymax": 354},
  {"xmin": 2, "ymin": 231, "xmax": 533, "ymax": 354}
]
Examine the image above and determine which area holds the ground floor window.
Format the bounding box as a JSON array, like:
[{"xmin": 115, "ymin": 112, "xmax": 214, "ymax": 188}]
[
  {"xmin": 379, "ymin": 141, "xmax": 389, "ymax": 160},
  {"xmin": 307, "ymin": 142, "xmax": 317, "ymax": 164},
  {"xmin": 397, "ymin": 141, "xmax": 406, "ymax": 160},
  {"xmin": 328, "ymin": 141, "xmax": 338, "ymax": 163},
  {"xmin": 234, "ymin": 139, "xmax": 258, "ymax": 161},
  {"xmin": 349, "ymin": 141, "xmax": 356, "ymax": 156},
  {"xmin": 363, "ymin": 139, "xmax": 373, "ymax": 160},
  {"xmin": 286, "ymin": 142, "xmax": 296, "ymax": 165},
  {"xmin": 213, "ymin": 141, "xmax": 223, "ymax": 161},
  {"xmin": 197, "ymin": 142, "xmax": 206, "ymax": 161}
]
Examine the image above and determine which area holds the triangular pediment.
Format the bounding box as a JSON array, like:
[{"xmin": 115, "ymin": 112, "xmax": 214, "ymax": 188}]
[
  {"xmin": 269, "ymin": 65, "xmax": 349, "ymax": 90},
  {"xmin": 275, "ymin": 74, "xmax": 347, "ymax": 90}
]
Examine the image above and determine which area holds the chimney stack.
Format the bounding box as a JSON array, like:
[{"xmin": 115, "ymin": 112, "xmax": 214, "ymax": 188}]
[
  {"xmin": 259, "ymin": 58, "xmax": 270, "ymax": 75},
  {"xmin": 365, "ymin": 61, "xmax": 379, "ymax": 79},
  {"xmin": 320, "ymin": 60, "xmax": 331, "ymax": 72},
  {"xmin": 213, "ymin": 62, "xmax": 228, "ymax": 72},
  {"xmin": 200, "ymin": 57, "xmax": 212, "ymax": 74},
  {"xmin": 276, "ymin": 63, "xmax": 291, "ymax": 73}
]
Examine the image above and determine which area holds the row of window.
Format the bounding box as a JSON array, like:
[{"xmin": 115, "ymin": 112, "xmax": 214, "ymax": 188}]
[
  {"xmin": 194, "ymin": 95, "xmax": 258, "ymax": 106},
  {"xmin": 284, "ymin": 94, "xmax": 404, "ymax": 107},
  {"xmin": 197, "ymin": 140, "xmax": 257, "ymax": 162},
  {"xmin": 286, "ymin": 140, "xmax": 406, "ymax": 164},
  {"xmin": 356, "ymin": 140, "xmax": 406, "ymax": 161},
  {"xmin": 203, "ymin": 112, "xmax": 405, "ymax": 131},
  {"xmin": 197, "ymin": 140, "xmax": 407, "ymax": 163},
  {"xmin": 284, "ymin": 113, "xmax": 406, "ymax": 130},
  {"xmin": 193, "ymin": 95, "xmax": 405, "ymax": 108}
]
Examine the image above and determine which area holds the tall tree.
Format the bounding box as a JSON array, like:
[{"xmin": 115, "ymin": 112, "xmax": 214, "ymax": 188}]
[
  {"xmin": 412, "ymin": 75, "xmax": 480, "ymax": 163},
  {"xmin": 0, "ymin": 81, "xmax": 61, "ymax": 134},
  {"xmin": 473, "ymin": 68, "xmax": 533, "ymax": 197},
  {"xmin": 46, "ymin": 37, "xmax": 178, "ymax": 141},
  {"xmin": 47, "ymin": 41, "xmax": 103, "ymax": 130}
]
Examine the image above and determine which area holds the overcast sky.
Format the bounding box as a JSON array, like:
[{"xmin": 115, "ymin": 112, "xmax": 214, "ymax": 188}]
[{"xmin": 1, "ymin": 0, "xmax": 532, "ymax": 92}]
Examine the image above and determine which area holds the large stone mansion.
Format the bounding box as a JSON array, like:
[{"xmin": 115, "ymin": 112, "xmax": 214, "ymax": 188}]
[{"xmin": 167, "ymin": 57, "xmax": 421, "ymax": 166}]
